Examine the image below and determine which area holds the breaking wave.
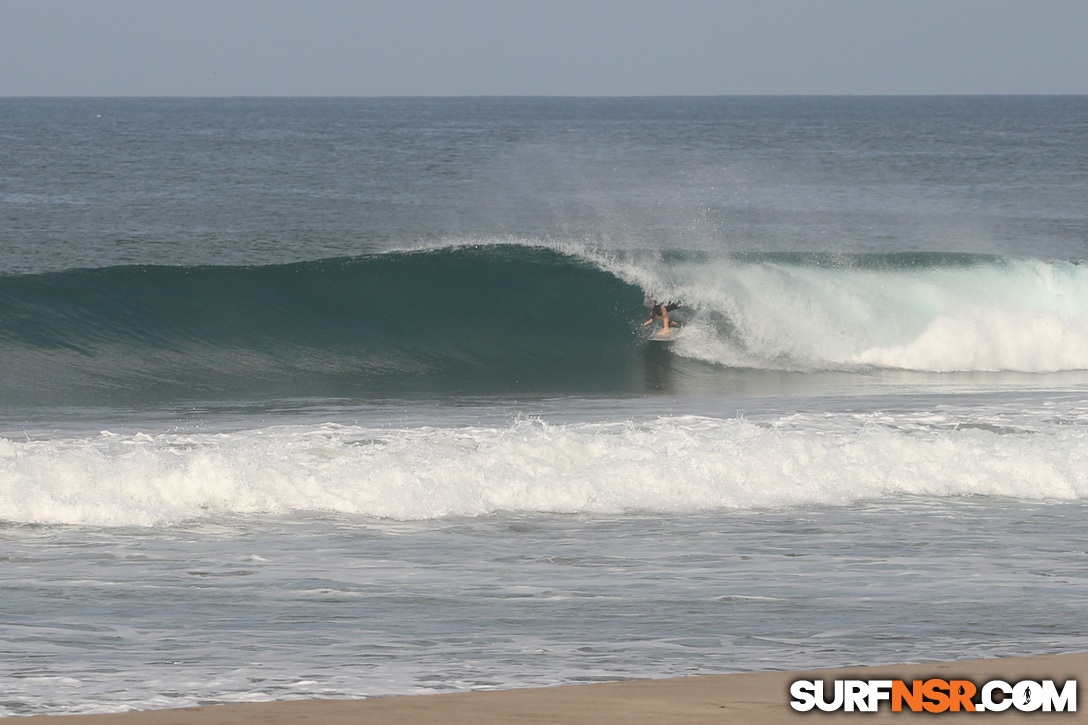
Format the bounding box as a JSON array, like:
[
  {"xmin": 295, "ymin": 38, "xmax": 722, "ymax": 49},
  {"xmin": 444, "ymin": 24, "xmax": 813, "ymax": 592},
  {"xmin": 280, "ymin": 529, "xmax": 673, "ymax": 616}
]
[
  {"xmin": 3, "ymin": 243, "xmax": 1087, "ymax": 405},
  {"xmin": 3, "ymin": 412, "xmax": 1086, "ymax": 526}
]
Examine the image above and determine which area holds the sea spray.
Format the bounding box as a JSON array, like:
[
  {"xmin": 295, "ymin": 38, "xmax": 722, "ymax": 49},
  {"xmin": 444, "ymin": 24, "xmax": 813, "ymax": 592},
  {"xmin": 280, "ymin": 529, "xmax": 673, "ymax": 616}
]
[{"xmin": 602, "ymin": 251, "xmax": 1088, "ymax": 372}]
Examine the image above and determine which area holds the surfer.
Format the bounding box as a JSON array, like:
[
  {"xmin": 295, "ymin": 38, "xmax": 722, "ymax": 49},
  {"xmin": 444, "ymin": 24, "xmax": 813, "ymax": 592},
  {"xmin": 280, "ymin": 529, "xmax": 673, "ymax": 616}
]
[{"xmin": 643, "ymin": 301, "xmax": 681, "ymax": 335}]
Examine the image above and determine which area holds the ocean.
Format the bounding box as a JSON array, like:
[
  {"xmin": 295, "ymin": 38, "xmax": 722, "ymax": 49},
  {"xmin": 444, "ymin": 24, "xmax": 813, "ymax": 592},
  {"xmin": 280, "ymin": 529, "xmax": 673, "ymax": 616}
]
[{"xmin": 2, "ymin": 96, "xmax": 1087, "ymax": 715}]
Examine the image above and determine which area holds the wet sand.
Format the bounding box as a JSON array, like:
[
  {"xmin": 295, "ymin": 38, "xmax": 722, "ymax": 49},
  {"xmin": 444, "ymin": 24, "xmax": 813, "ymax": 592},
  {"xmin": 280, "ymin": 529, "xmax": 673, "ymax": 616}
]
[{"xmin": 23, "ymin": 652, "xmax": 1086, "ymax": 724}]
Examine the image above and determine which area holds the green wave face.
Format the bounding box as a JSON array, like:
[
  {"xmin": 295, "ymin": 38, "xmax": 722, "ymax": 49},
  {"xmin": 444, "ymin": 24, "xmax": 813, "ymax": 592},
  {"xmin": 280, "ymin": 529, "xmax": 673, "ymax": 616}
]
[{"xmin": 0, "ymin": 245, "xmax": 647, "ymax": 404}]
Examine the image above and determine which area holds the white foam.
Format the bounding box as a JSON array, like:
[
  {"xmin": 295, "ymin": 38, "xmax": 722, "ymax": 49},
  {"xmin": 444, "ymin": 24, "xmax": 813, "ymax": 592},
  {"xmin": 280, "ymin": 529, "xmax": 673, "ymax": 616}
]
[
  {"xmin": 598, "ymin": 253, "xmax": 1088, "ymax": 372},
  {"xmin": 854, "ymin": 306, "xmax": 1088, "ymax": 371},
  {"xmin": 3, "ymin": 414, "xmax": 1086, "ymax": 527}
]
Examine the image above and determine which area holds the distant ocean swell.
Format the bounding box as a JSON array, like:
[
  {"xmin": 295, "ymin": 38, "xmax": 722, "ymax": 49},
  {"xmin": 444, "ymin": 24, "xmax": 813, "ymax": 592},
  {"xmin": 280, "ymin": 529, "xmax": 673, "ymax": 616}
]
[
  {"xmin": 2, "ymin": 243, "xmax": 1088, "ymax": 405},
  {"xmin": 3, "ymin": 414, "xmax": 1086, "ymax": 526}
]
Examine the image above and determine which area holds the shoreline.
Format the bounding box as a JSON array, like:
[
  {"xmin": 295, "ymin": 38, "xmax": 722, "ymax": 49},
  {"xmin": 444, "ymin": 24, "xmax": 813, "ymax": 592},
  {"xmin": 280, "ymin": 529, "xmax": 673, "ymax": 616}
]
[{"xmin": 20, "ymin": 652, "xmax": 1085, "ymax": 724}]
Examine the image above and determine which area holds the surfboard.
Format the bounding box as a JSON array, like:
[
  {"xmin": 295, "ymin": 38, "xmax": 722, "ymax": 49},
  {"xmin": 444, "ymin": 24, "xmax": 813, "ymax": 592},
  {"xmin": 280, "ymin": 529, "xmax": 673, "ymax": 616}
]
[{"xmin": 648, "ymin": 328, "xmax": 679, "ymax": 342}]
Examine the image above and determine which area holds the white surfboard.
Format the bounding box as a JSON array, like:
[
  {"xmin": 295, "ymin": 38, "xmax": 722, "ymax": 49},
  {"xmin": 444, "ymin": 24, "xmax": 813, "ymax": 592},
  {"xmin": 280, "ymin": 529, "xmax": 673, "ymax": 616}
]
[{"xmin": 648, "ymin": 328, "xmax": 680, "ymax": 342}]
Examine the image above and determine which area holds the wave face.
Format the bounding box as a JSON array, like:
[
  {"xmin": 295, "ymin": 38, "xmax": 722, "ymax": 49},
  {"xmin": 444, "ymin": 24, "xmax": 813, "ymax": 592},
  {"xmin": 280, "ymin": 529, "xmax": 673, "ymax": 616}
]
[
  {"xmin": 3, "ymin": 244, "xmax": 1088, "ymax": 406},
  {"xmin": 0, "ymin": 245, "xmax": 646, "ymax": 404}
]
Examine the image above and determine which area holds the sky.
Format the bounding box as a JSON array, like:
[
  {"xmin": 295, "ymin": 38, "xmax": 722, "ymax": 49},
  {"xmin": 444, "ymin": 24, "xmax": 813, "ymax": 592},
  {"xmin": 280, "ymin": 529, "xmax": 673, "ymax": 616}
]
[{"xmin": 1, "ymin": 0, "xmax": 1086, "ymax": 96}]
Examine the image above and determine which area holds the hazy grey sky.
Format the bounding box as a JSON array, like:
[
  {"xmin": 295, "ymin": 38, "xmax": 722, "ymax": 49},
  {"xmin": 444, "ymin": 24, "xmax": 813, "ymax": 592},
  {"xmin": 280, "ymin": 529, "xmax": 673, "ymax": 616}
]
[{"xmin": 2, "ymin": 0, "xmax": 1086, "ymax": 96}]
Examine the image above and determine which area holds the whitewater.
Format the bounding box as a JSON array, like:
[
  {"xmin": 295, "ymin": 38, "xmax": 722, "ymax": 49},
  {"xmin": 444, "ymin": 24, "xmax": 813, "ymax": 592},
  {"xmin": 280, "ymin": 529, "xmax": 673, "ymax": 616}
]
[
  {"xmin": 5, "ymin": 404, "xmax": 1088, "ymax": 527},
  {"xmin": 2, "ymin": 96, "xmax": 1088, "ymax": 716},
  {"xmin": 601, "ymin": 250, "xmax": 1088, "ymax": 373}
]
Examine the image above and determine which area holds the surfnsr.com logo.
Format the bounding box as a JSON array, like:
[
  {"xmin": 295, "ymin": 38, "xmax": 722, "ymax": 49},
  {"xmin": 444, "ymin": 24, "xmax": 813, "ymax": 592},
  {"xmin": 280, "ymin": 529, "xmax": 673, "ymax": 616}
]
[{"xmin": 789, "ymin": 678, "xmax": 1077, "ymax": 713}]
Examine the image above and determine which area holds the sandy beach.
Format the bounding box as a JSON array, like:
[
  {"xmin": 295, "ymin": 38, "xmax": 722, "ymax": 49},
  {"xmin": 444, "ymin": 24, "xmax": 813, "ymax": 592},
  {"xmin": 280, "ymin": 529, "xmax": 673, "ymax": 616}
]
[{"xmin": 22, "ymin": 653, "xmax": 1084, "ymax": 724}]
